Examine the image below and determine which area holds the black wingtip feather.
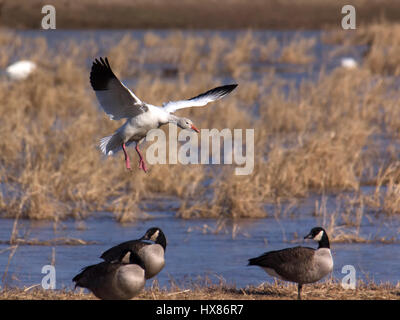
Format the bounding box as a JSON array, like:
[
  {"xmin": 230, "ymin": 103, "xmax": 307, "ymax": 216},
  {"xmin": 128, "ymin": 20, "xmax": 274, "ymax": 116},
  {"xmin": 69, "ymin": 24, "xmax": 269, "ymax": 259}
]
[
  {"xmin": 90, "ymin": 56, "xmax": 116, "ymax": 91},
  {"xmin": 217, "ymin": 84, "xmax": 238, "ymax": 97},
  {"xmin": 188, "ymin": 83, "xmax": 238, "ymax": 101}
]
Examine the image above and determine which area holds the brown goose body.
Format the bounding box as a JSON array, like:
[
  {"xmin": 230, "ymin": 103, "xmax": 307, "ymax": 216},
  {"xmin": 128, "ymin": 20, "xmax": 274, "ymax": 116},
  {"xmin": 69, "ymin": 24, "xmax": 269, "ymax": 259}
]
[
  {"xmin": 248, "ymin": 246, "xmax": 333, "ymax": 284},
  {"xmin": 101, "ymin": 227, "xmax": 167, "ymax": 280},
  {"xmin": 248, "ymin": 227, "xmax": 333, "ymax": 299},
  {"xmin": 73, "ymin": 251, "xmax": 145, "ymax": 300}
]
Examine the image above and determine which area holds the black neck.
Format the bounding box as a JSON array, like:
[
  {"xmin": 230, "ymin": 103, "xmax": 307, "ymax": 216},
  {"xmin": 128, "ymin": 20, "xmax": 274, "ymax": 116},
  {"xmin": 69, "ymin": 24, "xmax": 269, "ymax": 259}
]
[
  {"xmin": 156, "ymin": 232, "xmax": 167, "ymax": 251},
  {"xmin": 129, "ymin": 251, "xmax": 145, "ymax": 269},
  {"xmin": 318, "ymin": 233, "xmax": 330, "ymax": 249}
]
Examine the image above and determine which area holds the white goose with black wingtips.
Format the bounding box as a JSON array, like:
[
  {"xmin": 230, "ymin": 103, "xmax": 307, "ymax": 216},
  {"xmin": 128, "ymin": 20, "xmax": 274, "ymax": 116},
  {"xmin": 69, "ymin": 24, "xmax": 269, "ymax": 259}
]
[
  {"xmin": 100, "ymin": 227, "xmax": 167, "ymax": 280},
  {"xmin": 90, "ymin": 57, "xmax": 238, "ymax": 172},
  {"xmin": 248, "ymin": 227, "xmax": 333, "ymax": 300}
]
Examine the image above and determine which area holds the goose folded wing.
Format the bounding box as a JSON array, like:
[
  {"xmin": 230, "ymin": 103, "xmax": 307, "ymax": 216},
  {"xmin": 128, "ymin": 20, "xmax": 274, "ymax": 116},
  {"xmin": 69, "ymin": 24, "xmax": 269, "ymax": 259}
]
[
  {"xmin": 100, "ymin": 240, "xmax": 149, "ymax": 262},
  {"xmin": 249, "ymin": 247, "xmax": 315, "ymax": 280},
  {"xmin": 73, "ymin": 262, "xmax": 119, "ymax": 288},
  {"xmin": 162, "ymin": 84, "xmax": 238, "ymax": 113},
  {"xmin": 90, "ymin": 57, "xmax": 147, "ymax": 120}
]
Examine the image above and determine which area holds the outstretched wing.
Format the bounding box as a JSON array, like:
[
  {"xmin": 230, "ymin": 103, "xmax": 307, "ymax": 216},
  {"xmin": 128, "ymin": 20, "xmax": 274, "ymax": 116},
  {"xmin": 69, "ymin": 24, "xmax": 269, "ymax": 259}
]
[
  {"xmin": 90, "ymin": 57, "xmax": 148, "ymax": 120},
  {"xmin": 162, "ymin": 84, "xmax": 238, "ymax": 113}
]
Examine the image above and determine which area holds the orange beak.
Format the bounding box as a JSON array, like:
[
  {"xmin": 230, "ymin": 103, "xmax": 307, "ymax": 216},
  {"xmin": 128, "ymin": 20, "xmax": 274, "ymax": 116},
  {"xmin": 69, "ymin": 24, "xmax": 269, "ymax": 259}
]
[{"xmin": 191, "ymin": 124, "xmax": 200, "ymax": 133}]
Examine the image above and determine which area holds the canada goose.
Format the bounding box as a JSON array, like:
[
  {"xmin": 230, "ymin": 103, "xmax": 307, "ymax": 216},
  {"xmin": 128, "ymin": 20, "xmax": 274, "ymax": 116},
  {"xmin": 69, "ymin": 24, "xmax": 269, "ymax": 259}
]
[
  {"xmin": 248, "ymin": 227, "xmax": 333, "ymax": 300},
  {"xmin": 100, "ymin": 227, "xmax": 167, "ymax": 279},
  {"xmin": 72, "ymin": 250, "xmax": 145, "ymax": 300},
  {"xmin": 90, "ymin": 57, "xmax": 237, "ymax": 171}
]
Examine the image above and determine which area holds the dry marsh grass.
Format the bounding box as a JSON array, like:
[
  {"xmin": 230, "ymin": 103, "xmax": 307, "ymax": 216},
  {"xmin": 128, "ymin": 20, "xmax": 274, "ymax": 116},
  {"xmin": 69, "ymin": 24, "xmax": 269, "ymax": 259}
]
[
  {"xmin": 351, "ymin": 23, "xmax": 400, "ymax": 76},
  {"xmin": 0, "ymin": 237, "xmax": 96, "ymax": 246},
  {"xmin": 324, "ymin": 22, "xmax": 400, "ymax": 76},
  {"xmin": 279, "ymin": 37, "xmax": 316, "ymax": 65},
  {"xmin": 1, "ymin": 26, "xmax": 400, "ymax": 222},
  {"xmin": 0, "ymin": 281, "xmax": 398, "ymax": 300},
  {"xmin": 362, "ymin": 163, "xmax": 400, "ymax": 216}
]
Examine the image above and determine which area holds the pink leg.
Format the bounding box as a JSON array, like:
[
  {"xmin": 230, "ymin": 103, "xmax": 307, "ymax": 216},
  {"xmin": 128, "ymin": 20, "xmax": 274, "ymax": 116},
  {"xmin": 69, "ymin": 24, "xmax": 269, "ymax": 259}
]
[
  {"xmin": 122, "ymin": 143, "xmax": 131, "ymax": 170},
  {"xmin": 135, "ymin": 144, "xmax": 148, "ymax": 173}
]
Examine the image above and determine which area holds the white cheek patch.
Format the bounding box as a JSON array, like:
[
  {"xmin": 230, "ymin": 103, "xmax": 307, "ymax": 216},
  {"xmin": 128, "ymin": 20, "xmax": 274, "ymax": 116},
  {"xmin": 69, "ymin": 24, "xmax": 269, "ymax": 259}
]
[
  {"xmin": 150, "ymin": 230, "xmax": 159, "ymax": 241},
  {"xmin": 313, "ymin": 230, "xmax": 324, "ymax": 242},
  {"xmin": 121, "ymin": 251, "xmax": 131, "ymax": 263}
]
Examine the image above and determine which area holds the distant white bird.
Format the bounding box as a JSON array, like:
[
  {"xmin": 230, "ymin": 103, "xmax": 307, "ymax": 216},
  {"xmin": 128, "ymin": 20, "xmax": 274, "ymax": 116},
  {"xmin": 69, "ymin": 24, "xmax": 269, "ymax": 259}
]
[
  {"xmin": 90, "ymin": 57, "xmax": 238, "ymax": 172},
  {"xmin": 5, "ymin": 60, "xmax": 37, "ymax": 80},
  {"xmin": 340, "ymin": 57, "xmax": 358, "ymax": 69}
]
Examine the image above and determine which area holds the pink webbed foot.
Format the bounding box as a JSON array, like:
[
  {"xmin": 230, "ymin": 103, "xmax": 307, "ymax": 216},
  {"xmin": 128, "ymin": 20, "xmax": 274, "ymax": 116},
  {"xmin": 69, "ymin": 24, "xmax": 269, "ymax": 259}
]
[
  {"xmin": 135, "ymin": 144, "xmax": 148, "ymax": 173},
  {"xmin": 138, "ymin": 159, "xmax": 148, "ymax": 173},
  {"xmin": 126, "ymin": 159, "xmax": 132, "ymax": 170},
  {"xmin": 122, "ymin": 143, "xmax": 132, "ymax": 170}
]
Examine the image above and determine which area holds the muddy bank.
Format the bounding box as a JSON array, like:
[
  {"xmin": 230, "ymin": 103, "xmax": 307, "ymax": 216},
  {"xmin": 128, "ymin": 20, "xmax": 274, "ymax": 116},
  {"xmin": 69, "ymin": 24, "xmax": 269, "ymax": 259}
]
[{"xmin": 1, "ymin": 0, "xmax": 400, "ymax": 30}]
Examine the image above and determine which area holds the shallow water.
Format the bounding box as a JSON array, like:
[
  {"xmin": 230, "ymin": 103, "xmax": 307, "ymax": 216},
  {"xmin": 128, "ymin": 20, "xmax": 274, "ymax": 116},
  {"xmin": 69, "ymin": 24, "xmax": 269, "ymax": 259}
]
[
  {"xmin": 0, "ymin": 30, "xmax": 399, "ymax": 290},
  {"xmin": 13, "ymin": 29, "xmax": 367, "ymax": 85},
  {"xmin": 1, "ymin": 198, "xmax": 399, "ymax": 289}
]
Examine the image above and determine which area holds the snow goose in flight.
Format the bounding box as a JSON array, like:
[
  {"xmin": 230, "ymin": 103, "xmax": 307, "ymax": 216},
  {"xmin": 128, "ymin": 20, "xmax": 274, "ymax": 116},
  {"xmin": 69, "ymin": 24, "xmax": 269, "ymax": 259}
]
[{"xmin": 90, "ymin": 57, "xmax": 237, "ymax": 172}]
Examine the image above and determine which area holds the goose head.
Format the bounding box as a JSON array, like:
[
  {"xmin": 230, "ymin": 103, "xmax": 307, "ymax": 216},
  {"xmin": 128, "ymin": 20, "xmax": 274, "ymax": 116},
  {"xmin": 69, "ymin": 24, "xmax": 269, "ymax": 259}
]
[
  {"xmin": 304, "ymin": 227, "xmax": 330, "ymax": 248},
  {"xmin": 176, "ymin": 117, "xmax": 199, "ymax": 133},
  {"xmin": 142, "ymin": 227, "xmax": 167, "ymax": 250}
]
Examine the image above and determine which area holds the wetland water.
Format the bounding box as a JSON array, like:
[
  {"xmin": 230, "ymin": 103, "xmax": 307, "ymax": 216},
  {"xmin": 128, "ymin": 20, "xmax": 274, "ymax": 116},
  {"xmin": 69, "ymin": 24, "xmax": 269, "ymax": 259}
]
[
  {"xmin": 0, "ymin": 30, "xmax": 399, "ymax": 290},
  {"xmin": 1, "ymin": 196, "xmax": 399, "ymax": 289}
]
